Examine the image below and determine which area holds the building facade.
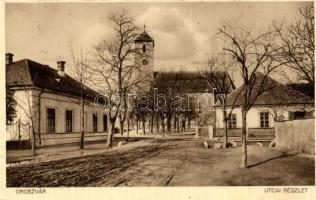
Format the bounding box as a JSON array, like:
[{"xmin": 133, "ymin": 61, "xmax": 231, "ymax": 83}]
[
  {"xmin": 6, "ymin": 54, "xmax": 109, "ymax": 145},
  {"xmin": 214, "ymin": 74, "xmax": 314, "ymax": 138}
]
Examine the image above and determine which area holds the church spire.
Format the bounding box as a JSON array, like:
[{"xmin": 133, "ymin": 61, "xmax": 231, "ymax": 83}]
[{"xmin": 144, "ymin": 24, "xmax": 146, "ymax": 32}]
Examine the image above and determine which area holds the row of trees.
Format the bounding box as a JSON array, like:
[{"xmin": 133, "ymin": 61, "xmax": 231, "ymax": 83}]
[{"xmin": 70, "ymin": 11, "xmax": 206, "ymax": 148}]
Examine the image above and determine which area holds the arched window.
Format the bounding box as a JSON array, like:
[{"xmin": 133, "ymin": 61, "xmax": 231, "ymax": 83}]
[{"xmin": 143, "ymin": 44, "xmax": 146, "ymax": 52}]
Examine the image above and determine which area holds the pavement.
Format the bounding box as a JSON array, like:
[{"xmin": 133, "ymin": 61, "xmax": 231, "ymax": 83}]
[{"xmin": 7, "ymin": 135, "xmax": 315, "ymax": 186}]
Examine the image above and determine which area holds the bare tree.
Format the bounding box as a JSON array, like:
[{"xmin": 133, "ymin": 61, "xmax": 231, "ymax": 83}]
[
  {"xmin": 199, "ymin": 55, "xmax": 238, "ymax": 148},
  {"xmin": 15, "ymin": 87, "xmax": 36, "ymax": 156},
  {"xmin": 69, "ymin": 47, "xmax": 93, "ymax": 150},
  {"xmin": 274, "ymin": 5, "xmax": 314, "ymax": 93},
  {"xmin": 218, "ymin": 24, "xmax": 286, "ymax": 168},
  {"xmin": 153, "ymin": 71, "xmax": 182, "ymax": 134},
  {"xmin": 92, "ymin": 11, "xmax": 142, "ymax": 148}
]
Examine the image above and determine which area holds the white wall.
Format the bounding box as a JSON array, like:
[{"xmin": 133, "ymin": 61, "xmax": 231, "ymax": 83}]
[
  {"xmin": 275, "ymin": 119, "xmax": 315, "ymax": 154},
  {"xmin": 215, "ymin": 105, "xmax": 314, "ymax": 129},
  {"xmin": 12, "ymin": 89, "xmax": 35, "ymax": 126},
  {"xmin": 12, "ymin": 88, "xmax": 109, "ymax": 134}
]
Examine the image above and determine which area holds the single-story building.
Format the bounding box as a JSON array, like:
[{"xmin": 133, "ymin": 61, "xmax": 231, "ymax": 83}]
[
  {"xmin": 6, "ymin": 53, "xmax": 109, "ymax": 147},
  {"xmin": 214, "ymin": 74, "xmax": 314, "ymax": 138}
]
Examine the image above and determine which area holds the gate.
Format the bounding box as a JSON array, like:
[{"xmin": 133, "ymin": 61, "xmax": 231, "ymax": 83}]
[{"xmin": 6, "ymin": 120, "xmax": 32, "ymax": 149}]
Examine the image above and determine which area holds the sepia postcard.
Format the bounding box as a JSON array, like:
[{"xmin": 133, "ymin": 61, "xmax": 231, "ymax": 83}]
[{"xmin": 1, "ymin": 0, "xmax": 315, "ymax": 199}]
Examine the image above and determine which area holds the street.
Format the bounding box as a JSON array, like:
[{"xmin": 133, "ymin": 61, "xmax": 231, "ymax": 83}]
[{"xmin": 7, "ymin": 136, "xmax": 315, "ymax": 187}]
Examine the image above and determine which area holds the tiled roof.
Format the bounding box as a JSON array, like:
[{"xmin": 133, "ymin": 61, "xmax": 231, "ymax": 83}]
[
  {"xmin": 219, "ymin": 73, "xmax": 314, "ymax": 107},
  {"xmin": 6, "ymin": 59, "xmax": 100, "ymax": 101},
  {"xmin": 153, "ymin": 71, "xmax": 234, "ymax": 94},
  {"xmin": 135, "ymin": 31, "xmax": 154, "ymax": 43}
]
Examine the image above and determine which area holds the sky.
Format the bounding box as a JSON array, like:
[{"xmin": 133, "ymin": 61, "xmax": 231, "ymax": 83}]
[{"xmin": 6, "ymin": 1, "xmax": 312, "ymax": 73}]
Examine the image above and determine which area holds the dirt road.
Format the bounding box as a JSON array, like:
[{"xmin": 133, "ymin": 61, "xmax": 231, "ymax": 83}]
[{"xmin": 7, "ymin": 137, "xmax": 315, "ymax": 187}]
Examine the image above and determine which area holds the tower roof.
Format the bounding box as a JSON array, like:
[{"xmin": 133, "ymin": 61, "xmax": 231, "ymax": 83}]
[{"xmin": 135, "ymin": 31, "xmax": 154, "ymax": 43}]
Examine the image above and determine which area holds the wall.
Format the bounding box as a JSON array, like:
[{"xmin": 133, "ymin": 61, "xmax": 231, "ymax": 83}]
[
  {"xmin": 215, "ymin": 107, "xmax": 275, "ymax": 128},
  {"xmin": 275, "ymin": 119, "xmax": 315, "ymax": 154},
  {"xmin": 215, "ymin": 105, "xmax": 314, "ymax": 129},
  {"xmin": 214, "ymin": 128, "xmax": 274, "ymax": 138},
  {"xmin": 135, "ymin": 41, "xmax": 154, "ymax": 83},
  {"xmin": 11, "ymin": 88, "xmax": 109, "ymax": 135},
  {"xmin": 12, "ymin": 89, "xmax": 34, "ymax": 127},
  {"xmin": 193, "ymin": 93, "xmax": 214, "ymax": 126}
]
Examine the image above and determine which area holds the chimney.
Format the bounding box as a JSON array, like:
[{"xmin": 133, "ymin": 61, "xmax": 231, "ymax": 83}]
[
  {"xmin": 6, "ymin": 53, "xmax": 14, "ymax": 65},
  {"xmin": 57, "ymin": 61, "xmax": 66, "ymax": 77}
]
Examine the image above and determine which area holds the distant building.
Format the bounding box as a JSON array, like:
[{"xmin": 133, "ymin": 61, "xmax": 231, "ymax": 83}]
[
  {"xmin": 214, "ymin": 74, "xmax": 314, "ymax": 137},
  {"xmin": 6, "ymin": 53, "xmax": 109, "ymax": 145},
  {"xmin": 153, "ymin": 71, "xmax": 234, "ymax": 131}
]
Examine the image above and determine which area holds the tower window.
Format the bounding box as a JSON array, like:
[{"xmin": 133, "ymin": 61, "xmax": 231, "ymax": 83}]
[
  {"xmin": 143, "ymin": 44, "xmax": 146, "ymax": 52},
  {"xmin": 142, "ymin": 59, "xmax": 149, "ymax": 65}
]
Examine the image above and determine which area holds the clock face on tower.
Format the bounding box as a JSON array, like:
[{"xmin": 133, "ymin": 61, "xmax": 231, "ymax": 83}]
[{"xmin": 142, "ymin": 58, "xmax": 149, "ymax": 65}]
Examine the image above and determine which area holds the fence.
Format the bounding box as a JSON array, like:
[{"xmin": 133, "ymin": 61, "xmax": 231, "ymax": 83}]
[
  {"xmin": 35, "ymin": 132, "xmax": 108, "ymax": 147},
  {"xmin": 275, "ymin": 119, "xmax": 315, "ymax": 154},
  {"xmin": 214, "ymin": 128, "xmax": 275, "ymax": 139},
  {"xmin": 6, "ymin": 120, "xmax": 32, "ymax": 149}
]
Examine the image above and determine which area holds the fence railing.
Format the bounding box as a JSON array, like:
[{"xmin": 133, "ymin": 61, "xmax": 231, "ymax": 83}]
[{"xmin": 6, "ymin": 120, "xmax": 31, "ymax": 142}]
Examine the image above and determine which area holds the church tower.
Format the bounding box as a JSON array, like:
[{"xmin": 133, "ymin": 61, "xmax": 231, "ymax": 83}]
[{"xmin": 134, "ymin": 25, "xmax": 154, "ymax": 84}]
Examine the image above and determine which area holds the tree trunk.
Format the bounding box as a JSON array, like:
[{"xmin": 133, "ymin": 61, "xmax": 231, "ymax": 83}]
[
  {"xmin": 142, "ymin": 118, "xmax": 146, "ymax": 135},
  {"xmin": 177, "ymin": 114, "xmax": 180, "ymax": 133},
  {"xmin": 106, "ymin": 118, "xmax": 116, "ymax": 148},
  {"xmin": 131, "ymin": 117, "xmax": 134, "ymax": 130},
  {"xmin": 167, "ymin": 115, "xmax": 171, "ymax": 134},
  {"xmin": 120, "ymin": 119, "xmax": 124, "ymax": 136},
  {"xmin": 18, "ymin": 120, "xmax": 21, "ymax": 149},
  {"xmin": 173, "ymin": 115, "xmax": 177, "ymax": 131},
  {"xmin": 136, "ymin": 118, "xmax": 139, "ymax": 134},
  {"xmin": 150, "ymin": 113, "xmax": 154, "ymax": 134},
  {"xmin": 126, "ymin": 116, "xmax": 130, "ymax": 142},
  {"xmin": 223, "ymin": 109, "xmax": 228, "ymax": 149},
  {"xmin": 80, "ymin": 100, "xmax": 85, "ymax": 150},
  {"xmin": 31, "ymin": 124, "xmax": 36, "ymax": 156},
  {"xmin": 241, "ymin": 108, "xmax": 248, "ymax": 168},
  {"xmin": 156, "ymin": 115, "xmax": 159, "ymax": 134},
  {"xmin": 183, "ymin": 115, "xmax": 186, "ymax": 132},
  {"xmin": 161, "ymin": 115, "xmax": 165, "ymax": 134},
  {"xmin": 148, "ymin": 116, "xmax": 151, "ymax": 133}
]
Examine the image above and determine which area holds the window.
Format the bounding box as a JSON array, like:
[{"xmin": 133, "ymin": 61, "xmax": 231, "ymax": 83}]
[
  {"xmin": 293, "ymin": 111, "xmax": 305, "ymax": 120},
  {"xmin": 65, "ymin": 110, "xmax": 73, "ymax": 133},
  {"xmin": 47, "ymin": 108, "xmax": 56, "ymax": 133},
  {"xmin": 228, "ymin": 114, "xmax": 237, "ymax": 129},
  {"xmin": 260, "ymin": 112, "xmax": 269, "ymax": 128},
  {"xmin": 103, "ymin": 114, "xmax": 108, "ymax": 132},
  {"xmin": 143, "ymin": 44, "xmax": 146, "ymax": 52},
  {"xmin": 93, "ymin": 113, "xmax": 98, "ymax": 132},
  {"xmin": 142, "ymin": 59, "xmax": 149, "ymax": 65}
]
